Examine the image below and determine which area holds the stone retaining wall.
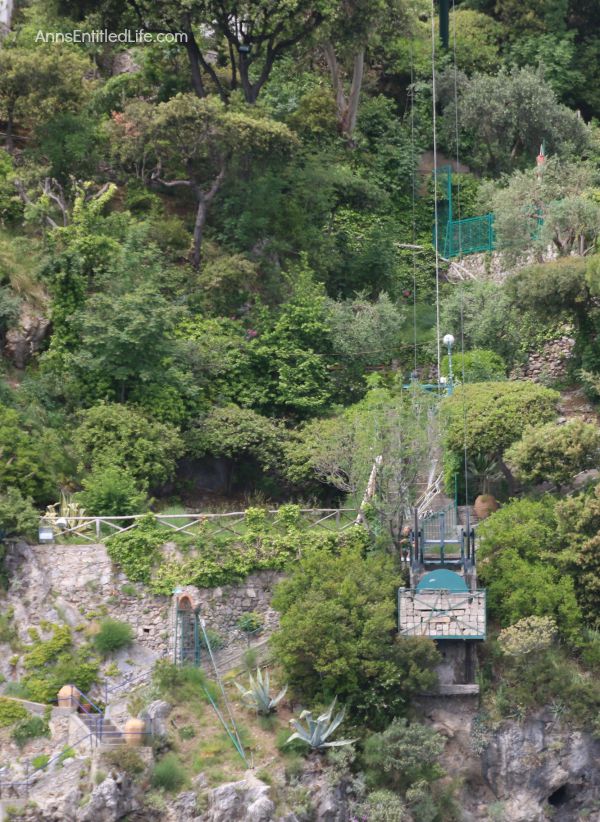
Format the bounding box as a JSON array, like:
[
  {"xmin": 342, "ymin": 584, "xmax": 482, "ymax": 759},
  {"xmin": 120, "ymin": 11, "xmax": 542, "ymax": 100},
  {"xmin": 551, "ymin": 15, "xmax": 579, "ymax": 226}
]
[
  {"xmin": 510, "ymin": 336, "xmax": 575, "ymax": 383},
  {"xmin": 2, "ymin": 543, "xmax": 282, "ymax": 684}
]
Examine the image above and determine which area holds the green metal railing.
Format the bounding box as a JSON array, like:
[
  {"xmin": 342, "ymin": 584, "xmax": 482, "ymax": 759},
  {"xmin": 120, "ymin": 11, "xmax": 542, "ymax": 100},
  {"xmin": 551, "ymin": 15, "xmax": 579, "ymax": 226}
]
[{"xmin": 437, "ymin": 213, "xmax": 495, "ymax": 258}]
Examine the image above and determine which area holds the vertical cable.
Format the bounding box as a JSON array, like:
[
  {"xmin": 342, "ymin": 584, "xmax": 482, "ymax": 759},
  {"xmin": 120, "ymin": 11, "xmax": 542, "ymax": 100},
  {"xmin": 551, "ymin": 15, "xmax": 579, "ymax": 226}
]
[
  {"xmin": 410, "ymin": 44, "xmax": 418, "ymax": 376},
  {"xmin": 430, "ymin": 0, "xmax": 442, "ymax": 383}
]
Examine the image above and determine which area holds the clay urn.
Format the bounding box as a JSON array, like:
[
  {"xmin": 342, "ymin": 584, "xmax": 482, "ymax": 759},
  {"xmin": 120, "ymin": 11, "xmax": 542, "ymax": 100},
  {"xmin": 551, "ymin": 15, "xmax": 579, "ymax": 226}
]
[
  {"xmin": 474, "ymin": 494, "xmax": 499, "ymax": 520},
  {"xmin": 124, "ymin": 717, "xmax": 146, "ymax": 746},
  {"xmin": 57, "ymin": 684, "xmax": 78, "ymax": 709}
]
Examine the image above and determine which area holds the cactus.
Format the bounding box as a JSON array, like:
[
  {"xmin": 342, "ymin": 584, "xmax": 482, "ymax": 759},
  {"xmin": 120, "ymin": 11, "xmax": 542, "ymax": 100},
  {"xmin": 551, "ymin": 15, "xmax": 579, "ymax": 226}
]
[
  {"xmin": 286, "ymin": 698, "xmax": 355, "ymax": 750},
  {"xmin": 235, "ymin": 667, "xmax": 287, "ymax": 715}
]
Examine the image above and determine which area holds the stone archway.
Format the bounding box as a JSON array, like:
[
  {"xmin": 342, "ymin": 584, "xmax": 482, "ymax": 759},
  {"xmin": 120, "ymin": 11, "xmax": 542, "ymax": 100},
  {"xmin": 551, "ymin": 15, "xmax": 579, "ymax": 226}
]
[{"xmin": 174, "ymin": 595, "xmax": 200, "ymax": 665}]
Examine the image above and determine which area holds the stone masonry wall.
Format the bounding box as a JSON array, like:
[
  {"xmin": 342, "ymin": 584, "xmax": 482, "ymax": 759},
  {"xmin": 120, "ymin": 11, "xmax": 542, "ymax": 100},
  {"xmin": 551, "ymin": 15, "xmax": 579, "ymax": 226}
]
[
  {"xmin": 1, "ymin": 543, "xmax": 283, "ymax": 685},
  {"xmin": 510, "ymin": 336, "xmax": 575, "ymax": 384}
]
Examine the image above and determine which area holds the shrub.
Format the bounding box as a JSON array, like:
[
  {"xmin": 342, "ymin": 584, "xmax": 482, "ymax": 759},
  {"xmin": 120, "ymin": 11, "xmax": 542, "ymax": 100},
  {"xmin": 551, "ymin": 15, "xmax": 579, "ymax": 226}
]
[
  {"xmin": 498, "ymin": 616, "xmax": 557, "ymax": 657},
  {"xmin": 106, "ymin": 514, "xmax": 163, "ymax": 583},
  {"xmin": 103, "ymin": 745, "xmax": 146, "ymax": 775},
  {"xmin": 0, "ymin": 698, "xmax": 28, "ymax": 727},
  {"xmin": 271, "ymin": 544, "xmax": 439, "ymax": 729},
  {"xmin": 236, "ymin": 612, "xmax": 264, "ymax": 633},
  {"xmin": 363, "ymin": 719, "xmax": 445, "ymax": 792},
  {"xmin": 77, "ymin": 464, "xmax": 147, "ymax": 517},
  {"xmin": 441, "ymin": 381, "xmax": 559, "ymax": 493},
  {"xmin": 506, "ymin": 419, "xmax": 600, "ymax": 488},
  {"xmin": 151, "ymin": 754, "xmax": 186, "ymax": 791},
  {"xmin": 93, "ymin": 619, "xmax": 134, "ymax": 656},
  {"xmin": 360, "ymin": 790, "xmax": 409, "ymax": 821},
  {"xmin": 441, "ymin": 349, "xmax": 506, "ymax": 383},
  {"xmin": 73, "ymin": 403, "xmax": 184, "ymax": 490},
  {"xmin": 31, "ymin": 754, "xmax": 50, "ymax": 770},
  {"xmin": 12, "ymin": 715, "xmax": 50, "ymax": 748}
]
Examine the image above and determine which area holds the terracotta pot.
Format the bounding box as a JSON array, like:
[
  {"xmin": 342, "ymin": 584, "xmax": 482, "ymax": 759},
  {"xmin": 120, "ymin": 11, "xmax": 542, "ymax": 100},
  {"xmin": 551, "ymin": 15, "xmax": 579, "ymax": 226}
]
[
  {"xmin": 125, "ymin": 717, "xmax": 146, "ymax": 746},
  {"xmin": 474, "ymin": 494, "xmax": 499, "ymax": 520},
  {"xmin": 57, "ymin": 684, "xmax": 77, "ymax": 709}
]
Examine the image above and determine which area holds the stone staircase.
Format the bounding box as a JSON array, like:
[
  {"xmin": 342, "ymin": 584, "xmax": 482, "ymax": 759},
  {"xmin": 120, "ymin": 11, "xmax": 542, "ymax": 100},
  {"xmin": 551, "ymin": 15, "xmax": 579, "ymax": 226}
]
[{"xmin": 77, "ymin": 712, "xmax": 123, "ymax": 748}]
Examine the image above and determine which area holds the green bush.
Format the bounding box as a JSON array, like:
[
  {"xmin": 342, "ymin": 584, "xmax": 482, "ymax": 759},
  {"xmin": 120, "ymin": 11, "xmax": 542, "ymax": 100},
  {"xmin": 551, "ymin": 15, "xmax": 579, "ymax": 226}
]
[
  {"xmin": 73, "ymin": 403, "xmax": 184, "ymax": 491},
  {"xmin": 106, "ymin": 514, "xmax": 164, "ymax": 583},
  {"xmin": 12, "ymin": 715, "xmax": 50, "ymax": 748},
  {"xmin": 441, "ymin": 349, "xmax": 506, "ymax": 383},
  {"xmin": 271, "ymin": 544, "xmax": 439, "ymax": 729},
  {"xmin": 151, "ymin": 754, "xmax": 186, "ymax": 792},
  {"xmin": 361, "ymin": 790, "xmax": 409, "ymax": 821},
  {"xmin": 236, "ymin": 612, "xmax": 264, "ymax": 633},
  {"xmin": 93, "ymin": 619, "xmax": 134, "ymax": 656},
  {"xmin": 31, "ymin": 754, "xmax": 50, "ymax": 770},
  {"xmin": 506, "ymin": 419, "xmax": 600, "ymax": 488},
  {"xmin": 0, "ymin": 698, "xmax": 28, "ymax": 727},
  {"xmin": 103, "ymin": 745, "xmax": 146, "ymax": 775},
  {"xmin": 363, "ymin": 719, "xmax": 444, "ymax": 792},
  {"xmin": 77, "ymin": 464, "xmax": 147, "ymax": 517},
  {"xmin": 441, "ymin": 381, "xmax": 559, "ymax": 493}
]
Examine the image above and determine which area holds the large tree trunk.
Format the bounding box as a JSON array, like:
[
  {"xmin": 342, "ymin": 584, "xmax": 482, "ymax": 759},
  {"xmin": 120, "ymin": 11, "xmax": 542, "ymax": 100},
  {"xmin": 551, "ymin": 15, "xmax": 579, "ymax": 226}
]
[
  {"xmin": 323, "ymin": 43, "xmax": 365, "ymax": 139},
  {"xmin": 184, "ymin": 33, "xmax": 206, "ymax": 98},
  {"xmin": 191, "ymin": 196, "xmax": 208, "ymax": 270},
  {"xmin": 190, "ymin": 167, "xmax": 226, "ymax": 270}
]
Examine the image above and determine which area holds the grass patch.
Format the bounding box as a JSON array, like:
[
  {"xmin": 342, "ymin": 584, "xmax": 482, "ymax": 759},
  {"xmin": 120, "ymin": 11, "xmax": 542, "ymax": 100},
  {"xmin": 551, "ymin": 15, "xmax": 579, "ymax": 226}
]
[
  {"xmin": 93, "ymin": 619, "xmax": 134, "ymax": 656},
  {"xmin": 151, "ymin": 754, "xmax": 186, "ymax": 792}
]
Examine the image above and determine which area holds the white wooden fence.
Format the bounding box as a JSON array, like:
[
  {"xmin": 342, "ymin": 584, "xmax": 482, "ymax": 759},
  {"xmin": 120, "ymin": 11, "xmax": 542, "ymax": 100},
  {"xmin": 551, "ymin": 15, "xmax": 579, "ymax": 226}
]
[{"xmin": 39, "ymin": 508, "xmax": 359, "ymax": 543}]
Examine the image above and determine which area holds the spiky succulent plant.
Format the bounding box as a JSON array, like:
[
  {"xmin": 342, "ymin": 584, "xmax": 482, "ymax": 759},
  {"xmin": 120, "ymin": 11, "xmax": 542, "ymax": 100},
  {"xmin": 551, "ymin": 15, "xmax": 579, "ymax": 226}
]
[
  {"xmin": 286, "ymin": 698, "xmax": 355, "ymax": 750},
  {"xmin": 235, "ymin": 667, "xmax": 287, "ymax": 715}
]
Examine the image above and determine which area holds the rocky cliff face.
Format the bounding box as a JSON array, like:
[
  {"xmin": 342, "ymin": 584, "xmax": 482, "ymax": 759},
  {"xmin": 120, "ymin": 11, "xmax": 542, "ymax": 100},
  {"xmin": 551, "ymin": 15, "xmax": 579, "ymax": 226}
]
[
  {"xmin": 482, "ymin": 712, "xmax": 600, "ymax": 822},
  {"xmin": 422, "ymin": 697, "xmax": 600, "ymax": 822}
]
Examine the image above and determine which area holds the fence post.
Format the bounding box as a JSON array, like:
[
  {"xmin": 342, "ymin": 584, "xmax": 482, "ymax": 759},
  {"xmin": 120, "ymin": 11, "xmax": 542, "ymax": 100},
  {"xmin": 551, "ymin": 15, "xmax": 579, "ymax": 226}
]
[{"xmin": 95, "ymin": 518, "xmax": 100, "ymax": 540}]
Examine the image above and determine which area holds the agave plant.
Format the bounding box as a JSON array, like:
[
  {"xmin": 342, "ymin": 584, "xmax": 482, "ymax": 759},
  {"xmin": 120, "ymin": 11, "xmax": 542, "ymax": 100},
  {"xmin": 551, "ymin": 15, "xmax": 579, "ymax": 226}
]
[
  {"xmin": 235, "ymin": 667, "xmax": 287, "ymax": 715},
  {"xmin": 44, "ymin": 491, "xmax": 88, "ymax": 535},
  {"xmin": 286, "ymin": 698, "xmax": 355, "ymax": 750}
]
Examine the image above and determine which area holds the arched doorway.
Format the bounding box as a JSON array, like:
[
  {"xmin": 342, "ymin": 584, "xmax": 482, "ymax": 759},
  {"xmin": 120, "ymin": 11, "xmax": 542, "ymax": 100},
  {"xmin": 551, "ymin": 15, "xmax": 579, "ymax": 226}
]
[{"xmin": 174, "ymin": 595, "xmax": 201, "ymax": 665}]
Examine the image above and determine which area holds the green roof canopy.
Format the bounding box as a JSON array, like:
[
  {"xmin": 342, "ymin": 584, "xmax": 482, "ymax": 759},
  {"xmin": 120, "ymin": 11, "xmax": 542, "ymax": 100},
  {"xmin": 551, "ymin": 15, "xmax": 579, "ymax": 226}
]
[{"xmin": 416, "ymin": 569, "xmax": 468, "ymax": 593}]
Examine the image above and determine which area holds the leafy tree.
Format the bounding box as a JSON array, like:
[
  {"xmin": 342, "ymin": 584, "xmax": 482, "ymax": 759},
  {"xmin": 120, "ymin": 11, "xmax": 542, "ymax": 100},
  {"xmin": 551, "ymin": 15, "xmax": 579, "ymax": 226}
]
[
  {"xmin": 321, "ymin": 0, "xmax": 409, "ymax": 137},
  {"xmin": 441, "ymin": 381, "xmax": 559, "ymax": 493},
  {"xmin": 327, "ymin": 292, "xmax": 404, "ymax": 390},
  {"xmin": 271, "ymin": 543, "xmax": 439, "ymax": 729},
  {"xmin": 285, "ymin": 381, "xmax": 435, "ymax": 530},
  {"xmin": 506, "ymin": 419, "xmax": 600, "ymax": 488},
  {"xmin": 73, "ymin": 404, "xmax": 183, "ymax": 490},
  {"xmin": 0, "ymin": 488, "xmax": 38, "ymax": 541},
  {"xmin": 109, "ymin": 94, "xmax": 296, "ymax": 268},
  {"xmin": 67, "ymin": 284, "xmax": 183, "ymax": 404},
  {"xmin": 556, "ymin": 484, "xmax": 600, "ymax": 625},
  {"xmin": 0, "ymin": 405, "xmax": 65, "ymax": 504},
  {"xmin": 235, "ymin": 263, "xmax": 336, "ymax": 417},
  {"xmin": 507, "ymin": 256, "xmax": 600, "ymax": 370},
  {"xmin": 185, "ymin": 405, "xmax": 285, "ymax": 492},
  {"xmin": 443, "ymin": 66, "xmax": 590, "ymax": 174},
  {"xmin": 482, "ymin": 160, "xmax": 600, "ymax": 260},
  {"xmin": 76, "ymin": 465, "xmax": 147, "ymax": 517},
  {"xmin": 0, "ymin": 43, "xmax": 89, "ymax": 152}
]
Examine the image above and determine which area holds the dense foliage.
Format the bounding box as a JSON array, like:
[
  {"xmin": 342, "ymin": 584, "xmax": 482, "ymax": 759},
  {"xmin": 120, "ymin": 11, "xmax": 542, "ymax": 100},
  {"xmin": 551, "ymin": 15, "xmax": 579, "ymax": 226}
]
[{"xmin": 271, "ymin": 543, "xmax": 439, "ymax": 729}]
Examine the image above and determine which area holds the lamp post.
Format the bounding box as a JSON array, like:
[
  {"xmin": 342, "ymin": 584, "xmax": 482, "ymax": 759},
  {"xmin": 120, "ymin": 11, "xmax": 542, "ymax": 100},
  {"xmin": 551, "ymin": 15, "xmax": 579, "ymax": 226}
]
[{"xmin": 443, "ymin": 333, "xmax": 455, "ymax": 395}]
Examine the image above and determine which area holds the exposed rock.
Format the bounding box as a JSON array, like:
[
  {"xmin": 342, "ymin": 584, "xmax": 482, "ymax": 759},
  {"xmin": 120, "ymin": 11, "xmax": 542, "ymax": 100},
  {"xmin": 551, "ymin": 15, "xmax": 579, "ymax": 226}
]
[
  {"xmin": 4, "ymin": 304, "xmax": 50, "ymax": 369},
  {"xmin": 205, "ymin": 774, "xmax": 275, "ymax": 822},
  {"xmin": 77, "ymin": 774, "xmax": 140, "ymax": 822},
  {"xmin": 139, "ymin": 700, "xmax": 172, "ymax": 737},
  {"xmin": 164, "ymin": 790, "xmax": 202, "ymax": 821},
  {"xmin": 482, "ymin": 716, "xmax": 600, "ymax": 822}
]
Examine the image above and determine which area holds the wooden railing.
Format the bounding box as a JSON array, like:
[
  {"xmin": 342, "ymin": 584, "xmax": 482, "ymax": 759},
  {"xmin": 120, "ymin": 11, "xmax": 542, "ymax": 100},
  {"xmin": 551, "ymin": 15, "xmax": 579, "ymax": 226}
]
[{"xmin": 39, "ymin": 508, "xmax": 359, "ymax": 543}]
